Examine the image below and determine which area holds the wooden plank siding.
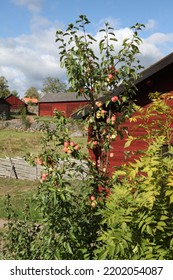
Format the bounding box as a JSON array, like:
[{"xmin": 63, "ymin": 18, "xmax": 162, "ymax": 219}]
[
  {"xmin": 5, "ymin": 94, "xmax": 27, "ymax": 111},
  {"xmin": 39, "ymin": 101, "xmax": 88, "ymax": 117},
  {"xmin": 88, "ymin": 94, "xmax": 173, "ymax": 174}
]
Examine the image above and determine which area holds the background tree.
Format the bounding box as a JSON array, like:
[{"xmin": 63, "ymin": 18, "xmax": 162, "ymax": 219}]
[
  {"xmin": 42, "ymin": 77, "xmax": 66, "ymax": 94},
  {"xmin": 24, "ymin": 86, "xmax": 40, "ymax": 99},
  {"xmin": 11, "ymin": 90, "xmax": 20, "ymax": 98},
  {"xmin": 0, "ymin": 76, "xmax": 11, "ymax": 98}
]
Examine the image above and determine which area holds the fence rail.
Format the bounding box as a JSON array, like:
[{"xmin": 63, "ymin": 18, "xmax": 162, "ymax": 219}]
[
  {"xmin": 0, "ymin": 157, "xmax": 42, "ymax": 180},
  {"xmin": 0, "ymin": 157, "xmax": 88, "ymax": 181}
]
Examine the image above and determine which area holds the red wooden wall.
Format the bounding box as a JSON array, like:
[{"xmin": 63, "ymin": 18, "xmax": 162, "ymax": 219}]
[
  {"xmin": 89, "ymin": 94, "xmax": 173, "ymax": 174},
  {"xmin": 39, "ymin": 101, "xmax": 88, "ymax": 117},
  {"xmin": 5, "ymin": 95, "xmax": 26, "ymax": 110}
]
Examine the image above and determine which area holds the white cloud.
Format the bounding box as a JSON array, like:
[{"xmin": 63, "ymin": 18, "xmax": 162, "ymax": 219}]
[
  {"xmin": 0, "ymin": 17, "xmax": 173, "ymax": 97},
  {"xmin": 145, "ymin": 19, "xmax": 157, "ymax": 30},
  {"xmin": 11, "ymin": 0, "xmax": 43, "ymax": 13}
]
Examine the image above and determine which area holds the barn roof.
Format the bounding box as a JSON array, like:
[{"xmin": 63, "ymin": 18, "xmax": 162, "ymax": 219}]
[
  {"xmin": 5, "ymin": 94, "xmax": 26, "ymax": 105},
  {"xmin": 39, "ymin": 92, "xmax": 89, "ymax": 103},
  {"xmin": 72, "ymin": 52, "xmax": 173, "ymax": 119},
  {"xmin": 22, "ymin": 97, "xmax": 38, "ymax": 104}
]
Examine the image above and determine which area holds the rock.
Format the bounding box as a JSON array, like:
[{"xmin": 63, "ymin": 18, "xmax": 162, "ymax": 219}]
[{"xmin": 70, "ymin": 131, "xmax": 84, "ymax": 137}]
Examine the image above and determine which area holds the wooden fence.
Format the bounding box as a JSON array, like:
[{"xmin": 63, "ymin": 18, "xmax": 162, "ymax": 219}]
[
  {"xmin": 0, "ymin": 157, "xmax": 42, "ymax": 180},
  {"xmin": 0, "ymin": 157, "xmax": 88, "ymax": 181}
]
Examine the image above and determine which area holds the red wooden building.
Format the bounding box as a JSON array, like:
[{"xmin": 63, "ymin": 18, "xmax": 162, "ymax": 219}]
[
  {"xmin": 72, "ymin": 52, "xmax": 173, "ymax": 173},
  {"xmin": 38, "ymin": 92, "xmax": 89, "ymax": 117},
  {"xmin": 0, "ymin": 98, "xmax": 11, "ymax": 118},
  {"xmin": 5, "ymin": 94, "xmax": 27, "ymax": 112}
]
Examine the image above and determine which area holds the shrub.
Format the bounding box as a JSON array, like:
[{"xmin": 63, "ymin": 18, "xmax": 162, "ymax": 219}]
[{"xmin": 95, "ymin": 95, "xmax": 173, "ymax": 260}]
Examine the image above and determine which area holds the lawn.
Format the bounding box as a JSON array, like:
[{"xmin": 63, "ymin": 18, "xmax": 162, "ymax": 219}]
[
  {"xmin": 0, "ymin": 129, "xmax": 43, "ymax": 158},
  {"xmin": 0, "ymin": 178, "xmax": 39, "ymax": 221},
  {"xmin": 0, "ymin": 128, "xmax": 88, "ymax": 158}
]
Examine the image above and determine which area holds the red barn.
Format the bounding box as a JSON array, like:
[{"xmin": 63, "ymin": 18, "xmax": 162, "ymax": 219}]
[
  {"xmin": 38, "ymin": 92, "xmax": 89, "ymax": 117},
  {"xmin": 5, "ymin": 94, "xmax": 27, "ymax": 112},
  {"xmin": 0, "ymin": 98, "xmax": 11, "ymax": 118},
  {"xmin": 72, "ymin": 52, "xmax": 173, "ymax": 173}
]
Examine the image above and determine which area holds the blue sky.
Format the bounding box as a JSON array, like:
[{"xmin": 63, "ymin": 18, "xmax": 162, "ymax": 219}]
[{"xmin": 0, "ymin": 0, "xmax": 173, "ymax": 97}]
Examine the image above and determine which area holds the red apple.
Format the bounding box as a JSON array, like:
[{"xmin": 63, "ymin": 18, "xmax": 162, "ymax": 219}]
[
  {"xmin": 108, "ymin": 73, "xmax": 114, "ymax": 79},
  {"xmin": 41, "ymin": 173, "xmax": 48, "ymax": 181},
  {"xmin": 74, "ymin": 144, "xmax": 80, "ymax": 150},
  {"xmin": 36, "ymin": 158, "xmax": 43, "ymax": 165},
  {"xmin": 111, "ymin": 96, "xmax": 118, "ymax": 102},
  {"xmin": 70, "ymin": 141, "xmax": 75, "ymax": 147},
  {"xmin": 63, "ymin": 147, "xmax": 68, "ymax": 153},
  {"xmin": 90, "ymin": 195, "xmax": 95, "ymax": 201},
  {"xmin": 64, "ymin": 141, "xmax": 69, "ymax": 147}
]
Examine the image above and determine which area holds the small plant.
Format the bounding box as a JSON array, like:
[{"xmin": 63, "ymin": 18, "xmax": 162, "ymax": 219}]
[{"xmin": 20, "ymin": 107, "xmax": 31, "ymax": 129}]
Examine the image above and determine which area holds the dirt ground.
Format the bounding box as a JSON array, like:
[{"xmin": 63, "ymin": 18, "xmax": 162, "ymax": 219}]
[{"xmin": 0, "ymin": 219, "xmax": 7, "ymax": 228}]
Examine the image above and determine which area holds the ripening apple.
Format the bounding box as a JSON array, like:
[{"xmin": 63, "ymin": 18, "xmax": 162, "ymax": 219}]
[
  {"xmin": 63, "ymin": 147, "xmax": 68, "ymax": 153},
  {"xmin": 64, "ymin": 141, "xmax": 69, "ymax": 147},
  {"xmin": 70, "ymin": 141, "xmax": 75, "ymax": 147},
  {"xmin": 36, "ymin": 158, "xmax": 43, "ymax": 165},
  {"xmin": 111, "ymin": 96, "xmax": 118, "ymax": 102},
  {"xmin": 41, "ymin": 173, "xmax": 48, "ymax": 181},
  {"xmin": 110, "ymin": 134, "xmax": 116, "ymax": 140},
  {"xmin": 91, "ymin": 202, "xmax": 96, "ymax": 207},
  {"xmin": 95, "ymin": 101, "xmax": 103, "ymax": 107},
  {"xmin": 108, "ymin": 73, "xmax": 114, "ymax": 79},
  {"xmin": 74, "ymin": 144, "xmax": 80, "ymax": 150},
  {"xmin": 90, "ymin": 195, "xmax": 95, "ymax": 201},
  {"xmin": 93, "ymin": 140, "xmax": 98, "ymax": 146}
]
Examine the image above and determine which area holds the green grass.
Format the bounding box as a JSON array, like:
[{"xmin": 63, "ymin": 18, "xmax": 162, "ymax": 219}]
[
  {"xmin": 0, "ymin": 128, "xmax": 88, "ymax": 158},
  {"xmin": 0, "ymin": 129, "xmax": 43, "ymax": 158},
  {"xmin": 0, "ymin": 178, "xmax": 39, "ymax": 220}
]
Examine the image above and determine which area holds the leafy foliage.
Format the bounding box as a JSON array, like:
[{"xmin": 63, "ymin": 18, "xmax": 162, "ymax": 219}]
[
  {"xmin": 42, "ymin": 77, "xmax": 66, "ymax": 94},
  {"xmin": 95, "ymin": 95, "xmax": 173, "ymax": 260},
  {"xmin": 0, "ymin": 76, "xmax": 11, "ymax": 98}
]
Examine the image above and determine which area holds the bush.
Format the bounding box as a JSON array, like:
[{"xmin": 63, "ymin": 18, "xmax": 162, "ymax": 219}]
[{"xmin": 95, "ymin": 95, "xmax": 173, "ymax": 260}]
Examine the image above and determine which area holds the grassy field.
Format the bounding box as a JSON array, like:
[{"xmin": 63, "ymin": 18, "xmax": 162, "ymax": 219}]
[
  {"xmin": 0, "ymin": 129, "xmax": 43, "ymax": 158},
  {"xmin": 0, "ymin": 178, "xmax": 39, "ymax": 220},
  {"xmin": 0, "ymin": 128, "xmax": 88, "ymax": 158}
]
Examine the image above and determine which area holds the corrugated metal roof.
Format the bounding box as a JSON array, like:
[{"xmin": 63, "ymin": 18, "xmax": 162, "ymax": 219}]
[{"xmin": 39, "ymin": 92, "xmax": 89, "ymax": 103}]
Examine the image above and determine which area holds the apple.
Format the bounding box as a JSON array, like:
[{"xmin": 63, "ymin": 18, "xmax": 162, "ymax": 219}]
[
  {"xmin": 100, "ymin": 109, "xmax": 107, "ymax": 116},
  {"xmin": 36, "ymin": 158, "xmax": 42, "ymax": 165},
  {"xmin": 41, "ymin": 173, "xmax": 48, "ymax": 181},
  {"xmin": 63, "ymin": 147, "xmax": 68, "ymax": 153},
  {"xmin": 95, "ymin": 101, "xmax": 103, "ymax": 107},
  {"xmin": 90, "ymin": 195, "xmax": 95, "ymax": 201},
  {"xmin": 108, "ymin": 73, "xmax": 114, "ymax": 79},
  {"xmin": 74, "ymin": 144, "xmax": 80, "ymax": 150},
  {"xmin": 110, "ymin": 134, "xmax": 116, "ymax": 140},
  {"xmin": 64, "ymin": 141, "xmax": 69, "ymax": 147},
  {"xmin": 93, "ymin": 140, "xmax": 98, "ymax": 146},
  {"xmin": 90, "ymin": 202, "xmax": 96, "ymax": 207},
  {"xmin": 70, "ymin": 141, "xmax": 75, "ymax": 147},
  {"xmin": 111, "ymin": 96, "xmax": 118, "ymax": 102}
]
